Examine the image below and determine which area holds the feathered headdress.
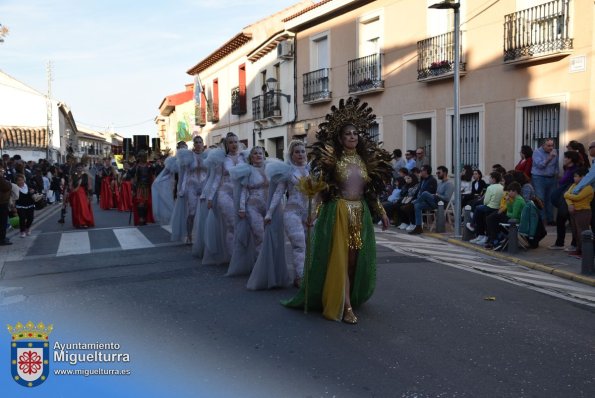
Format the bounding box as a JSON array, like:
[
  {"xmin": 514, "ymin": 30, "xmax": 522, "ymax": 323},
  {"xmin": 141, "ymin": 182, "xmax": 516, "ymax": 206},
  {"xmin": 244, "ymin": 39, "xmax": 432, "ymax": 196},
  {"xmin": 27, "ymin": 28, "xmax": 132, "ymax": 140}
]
[
  {"xmin": 309, "ymin": 97, "xmax": 393, "ymax": 217},
  {"xmin": 316, "ymin": 97, "xmax": 377, "ymax": 143}
]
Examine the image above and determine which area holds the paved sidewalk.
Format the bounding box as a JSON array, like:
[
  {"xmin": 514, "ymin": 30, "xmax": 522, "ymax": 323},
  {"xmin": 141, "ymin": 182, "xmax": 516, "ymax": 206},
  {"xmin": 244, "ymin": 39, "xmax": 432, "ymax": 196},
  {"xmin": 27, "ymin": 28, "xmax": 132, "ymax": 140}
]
[{"xmin": 420, "ymin": 225, "xmax": 595, "ymax": 287}]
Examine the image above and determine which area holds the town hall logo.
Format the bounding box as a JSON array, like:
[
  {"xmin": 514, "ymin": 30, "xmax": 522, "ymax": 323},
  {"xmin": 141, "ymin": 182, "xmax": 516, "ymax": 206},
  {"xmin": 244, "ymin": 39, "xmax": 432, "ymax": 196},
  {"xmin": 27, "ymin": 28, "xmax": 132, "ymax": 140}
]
[{"xmin": 7, "ymin": 321, "xmax": 53, "ymax": 387}]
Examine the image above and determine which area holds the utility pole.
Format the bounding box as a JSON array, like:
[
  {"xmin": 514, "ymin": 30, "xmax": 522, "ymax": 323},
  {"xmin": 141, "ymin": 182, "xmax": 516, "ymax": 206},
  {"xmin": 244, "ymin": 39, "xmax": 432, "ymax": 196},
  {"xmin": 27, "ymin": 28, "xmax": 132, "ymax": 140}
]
[{"xmin": 46, "ymin": 60, "xmax": 54, "ymax": 162}]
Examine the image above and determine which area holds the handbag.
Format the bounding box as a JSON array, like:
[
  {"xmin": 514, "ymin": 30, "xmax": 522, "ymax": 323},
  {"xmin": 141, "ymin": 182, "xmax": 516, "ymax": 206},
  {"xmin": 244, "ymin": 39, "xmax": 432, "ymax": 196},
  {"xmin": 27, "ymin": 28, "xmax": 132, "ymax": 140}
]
[{"xmin": 32, "ymin": 193, "xmax": 44, "ymax": 203}]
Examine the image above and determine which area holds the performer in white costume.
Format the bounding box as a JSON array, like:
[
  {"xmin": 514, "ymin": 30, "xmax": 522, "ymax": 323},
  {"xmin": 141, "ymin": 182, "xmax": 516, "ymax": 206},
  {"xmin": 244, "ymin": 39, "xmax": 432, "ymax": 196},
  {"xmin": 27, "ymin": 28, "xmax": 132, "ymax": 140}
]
[
  {"xmin": 170, "ymin": 148, "xmax": 194, "ymax": 242},
  {"xmin": 183, "ymin": 136, "xmax": 208, "ymax": 242},
  {"xmin": 206, "ymin": 132, "xmax": 246, "ymax": 253},
  {"xmin": 265, "ymin": 140, "xmax": 309, "ymax": 287},
  {"xmin": 151, "ymin": 156, "xmax": 178, "ymax": 225}
]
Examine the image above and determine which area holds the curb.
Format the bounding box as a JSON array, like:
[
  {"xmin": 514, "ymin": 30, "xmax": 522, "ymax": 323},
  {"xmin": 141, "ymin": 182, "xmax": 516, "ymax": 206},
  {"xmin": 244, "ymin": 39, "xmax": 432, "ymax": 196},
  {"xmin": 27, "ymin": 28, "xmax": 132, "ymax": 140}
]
[
  {"xmin": 425, "ymin": 232, "xmax": 595, "ymax": 288},
  {"xmin": 6, "ymin": 203, "xmax": 62, "ymax": 240}
]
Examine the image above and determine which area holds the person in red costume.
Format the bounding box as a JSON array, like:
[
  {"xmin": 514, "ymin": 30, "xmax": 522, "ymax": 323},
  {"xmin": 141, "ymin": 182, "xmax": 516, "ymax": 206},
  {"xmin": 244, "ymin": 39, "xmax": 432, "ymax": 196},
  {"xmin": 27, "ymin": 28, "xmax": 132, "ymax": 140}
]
[
  {"xmin": 69, "ymin": 163, "xmax": 95, "ymax": 228},
  {"xmin": 118, "ymin": 161, "xmax": 133, "ymax": 212}
]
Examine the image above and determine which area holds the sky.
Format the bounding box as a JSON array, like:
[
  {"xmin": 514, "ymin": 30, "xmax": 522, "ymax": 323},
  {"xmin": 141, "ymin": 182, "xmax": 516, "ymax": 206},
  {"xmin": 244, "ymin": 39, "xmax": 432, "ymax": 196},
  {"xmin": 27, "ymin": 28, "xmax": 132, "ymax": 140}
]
[{"xmin": 0, "ymin": 0, "xmax": 303, "ymax": 138}]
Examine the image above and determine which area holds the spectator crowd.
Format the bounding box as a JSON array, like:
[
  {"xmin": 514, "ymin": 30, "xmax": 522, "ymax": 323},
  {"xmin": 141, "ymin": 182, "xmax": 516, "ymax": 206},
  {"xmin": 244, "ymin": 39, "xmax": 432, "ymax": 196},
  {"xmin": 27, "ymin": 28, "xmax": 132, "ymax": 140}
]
[{"xmin": 382, "ymin": 139, "xmax": 595, "ymax": 259}]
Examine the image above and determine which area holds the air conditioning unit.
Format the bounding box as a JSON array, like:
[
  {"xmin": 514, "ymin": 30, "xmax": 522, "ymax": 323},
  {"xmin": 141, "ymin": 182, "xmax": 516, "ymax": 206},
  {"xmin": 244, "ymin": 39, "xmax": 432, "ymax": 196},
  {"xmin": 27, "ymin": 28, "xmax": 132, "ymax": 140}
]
[{"xmin": 277, "ymin": 39, "xmax": 294, "ymax": 59}]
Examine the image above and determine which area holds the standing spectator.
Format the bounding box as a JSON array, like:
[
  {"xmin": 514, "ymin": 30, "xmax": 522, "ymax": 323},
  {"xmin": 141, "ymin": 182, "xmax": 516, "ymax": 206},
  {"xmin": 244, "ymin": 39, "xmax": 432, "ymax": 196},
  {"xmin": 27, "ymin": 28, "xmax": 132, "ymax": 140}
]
[
  {"xmin": 567, "ymin": 140, "xmax": 590, "ymax": 169},
  {"xmin": 515, "ymin": 145, "xmax": 533, "ymax": 180},
  {"xmin": 531, "ymin": 139, "xmax": 558, "ymax": 225},
  {"xmin": 548, "ymin": 151, "xmax": 579, "ymax": 250},
  {"xmin": 415, "ymin": 147, "xmax": 430, "ymax": 168},
  {"xmin": 391, "ymin": 149, "xmax": 406, "ymax": 179},
  {"xmin": 14, "ymin": 174, "xmax": 35, "ymax": 238},
  {"xmin": 0, "ymin": 165, "xmax": 13, "ymax": 245},
  {"xmin": 571, "ymin": 140, "xmax": 595, "ymax": 232},
  {"xmin": 405, "ymin": 150, "xmax": 416, "ymax": 171},
  {"xmin": 564, "ymin": 168, "xmax": 594, "ymax": 258}
]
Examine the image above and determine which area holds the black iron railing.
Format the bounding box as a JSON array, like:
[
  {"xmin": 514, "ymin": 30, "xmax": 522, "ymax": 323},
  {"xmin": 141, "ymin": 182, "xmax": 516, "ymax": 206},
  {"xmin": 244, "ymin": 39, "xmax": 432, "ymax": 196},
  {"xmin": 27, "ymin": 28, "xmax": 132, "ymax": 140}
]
[
  {"xmin": 252, "ymin": 96, "xmax": 264, "ymax": 120},
  {"xmin": 231, "ymin": 86, "xmax": 247, "ymax": 115},
  {"xmin": 348, "ymin": 53, "xmax": 383, "ymax": 94},
  {"xmin": 504, "ymin": 0, "xmax": 572, "ymax": 62},
  {"xmin": 417, "ymin": 31, "xmax": 465, "ymax": 80},
  {"xmin": 303, "ymin": 68, "xmax": 331, "ymax": 102},
  {"xmin": 207, "ymin": 100, "xmax": 219, "ymax": 123},
  {"xmin": 264, "ymin": 90, "xmax": 282, "ymax": 118}
]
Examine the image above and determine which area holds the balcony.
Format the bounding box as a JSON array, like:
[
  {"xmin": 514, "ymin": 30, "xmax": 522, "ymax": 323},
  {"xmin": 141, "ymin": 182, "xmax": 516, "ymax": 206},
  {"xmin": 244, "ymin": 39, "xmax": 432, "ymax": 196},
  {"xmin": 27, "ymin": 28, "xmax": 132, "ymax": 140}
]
[
  {"xmin": 231, "ymin": 86, "xmax": 247, "ymax": 115},
  {"xmin": 417, "ymin": 31, "xmax": 466, "ymax": 82},
  {"xmin": 504, "ymin": 0, "xmax": 573, "ymax": 63},
  {"xmin": 348, "ymin": 53, "xmax": 384, "ymax": 94},
  {"xmin": 303, "ymin": 68, "xmax": 331, "ymax": 104},
  {"xmin": 195, "ymin": 104, "xmax": 206, "ymax": 127},
  {"xmin": 206, "ymin": 100, "xmax": 219, "ymax": 123}
]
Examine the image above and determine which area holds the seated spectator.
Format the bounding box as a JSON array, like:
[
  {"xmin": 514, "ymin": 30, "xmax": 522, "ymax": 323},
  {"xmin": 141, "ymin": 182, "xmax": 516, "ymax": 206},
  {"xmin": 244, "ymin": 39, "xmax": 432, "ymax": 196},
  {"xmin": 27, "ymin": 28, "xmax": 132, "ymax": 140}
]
[
  {"xmin": 484, "ymin": 182, "xmax": 526, "ymax": 249},
  {"xmin": 515, "ymin": 145, "xmax": 533, "ymax": 180},
  {"xmin": 409, "ymin": 165, "xmax": 452, "ymax": 235},
  {"xmin": 564, "ymin": 168, "xmax": 594, "ymax": 258},
  {"xmin": 383, "ymin": 177, "xmax": 406, "ymax": 224},
  {"xmin": 392, "ymin": 149, "xmax": 407, "ymax": 179},
  {"xmin": 461, "ymin": 165, "xmax": 473, "ymax": 196},
  {"xmin": 395, "ymin": 174, "xmax": 419, "ymax": 229},
  {"xmin": 492, "ymin": 164, "xmax": 507, "ymax": 177},
  {"xmin": 511, "ymin": 170, "xmax": 535, "ymax": 202},
  {"xmin": 463, "ymin": 169, "xmax": 487, "ymax": 208},
  {"xmin": 397, "ymin": 167, "xmax": 409, "ymax": 179},
  {"xmin": 467, "ymin": 171, "xmax": 504, "ymax": 245}
]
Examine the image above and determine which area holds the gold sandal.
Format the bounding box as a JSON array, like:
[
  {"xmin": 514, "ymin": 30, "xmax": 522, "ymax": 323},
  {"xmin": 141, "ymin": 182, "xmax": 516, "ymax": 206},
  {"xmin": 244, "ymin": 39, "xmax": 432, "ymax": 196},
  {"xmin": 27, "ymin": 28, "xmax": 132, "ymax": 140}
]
[{"xmin": 342, "ymin": 307, "xmax": 358, "ymax": 324}]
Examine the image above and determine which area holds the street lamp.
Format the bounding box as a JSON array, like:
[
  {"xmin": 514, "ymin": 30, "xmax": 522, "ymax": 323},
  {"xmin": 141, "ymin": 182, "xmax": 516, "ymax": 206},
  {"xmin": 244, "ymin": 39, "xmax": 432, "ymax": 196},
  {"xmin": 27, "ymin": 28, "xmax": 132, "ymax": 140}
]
[
  {"xmin": 265, "ymin": 78, "xmax": 291, "ymax": 103},
  {"xmin": 429, "ymin": 0, "xmax": 461, "ymax": 238}
]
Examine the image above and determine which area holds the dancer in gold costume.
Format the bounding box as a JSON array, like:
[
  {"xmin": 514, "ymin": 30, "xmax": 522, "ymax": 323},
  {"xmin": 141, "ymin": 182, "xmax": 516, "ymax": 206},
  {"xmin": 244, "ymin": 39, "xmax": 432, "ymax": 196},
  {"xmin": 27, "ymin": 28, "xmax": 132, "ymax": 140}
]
[{"xmin": 283, "ymin": 97, "xmax": 392, "ymax": 324}]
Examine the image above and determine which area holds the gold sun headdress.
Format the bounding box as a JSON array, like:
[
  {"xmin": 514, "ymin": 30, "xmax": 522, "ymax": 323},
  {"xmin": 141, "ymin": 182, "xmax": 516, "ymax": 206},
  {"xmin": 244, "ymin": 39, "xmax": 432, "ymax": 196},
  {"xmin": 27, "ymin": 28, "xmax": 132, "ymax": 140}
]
[{"xmin": 316, "ymin": 97, "xmax": 377, "ymax": 143}]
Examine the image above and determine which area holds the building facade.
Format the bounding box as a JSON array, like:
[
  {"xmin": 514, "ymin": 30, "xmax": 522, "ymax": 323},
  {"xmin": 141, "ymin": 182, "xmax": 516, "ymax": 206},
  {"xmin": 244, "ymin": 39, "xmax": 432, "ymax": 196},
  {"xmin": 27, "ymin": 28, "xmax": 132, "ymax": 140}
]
[{"xmin": 163, "ymin": 0, "xmax": 594, "ymax": 173}]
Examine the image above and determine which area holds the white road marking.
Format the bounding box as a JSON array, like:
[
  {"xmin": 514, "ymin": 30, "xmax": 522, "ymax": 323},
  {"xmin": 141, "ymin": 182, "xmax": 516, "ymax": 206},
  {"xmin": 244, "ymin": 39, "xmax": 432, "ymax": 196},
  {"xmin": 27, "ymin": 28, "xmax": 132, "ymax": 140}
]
[
  {"xmin": 113, "ymin": 228, "xmax": 153, "ymax": 250},
  {"xmin": 57, "ymin": 232, "xmax": 90, "ymax": 256}
]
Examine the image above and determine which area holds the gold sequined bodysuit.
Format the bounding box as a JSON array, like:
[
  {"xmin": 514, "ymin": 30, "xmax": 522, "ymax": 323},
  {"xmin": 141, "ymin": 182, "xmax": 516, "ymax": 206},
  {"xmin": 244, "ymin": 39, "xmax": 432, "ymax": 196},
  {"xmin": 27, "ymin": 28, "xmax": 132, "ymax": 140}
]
[{"xmin": 335, "ymin": 149, "xmax": 370, "ymax": 250}]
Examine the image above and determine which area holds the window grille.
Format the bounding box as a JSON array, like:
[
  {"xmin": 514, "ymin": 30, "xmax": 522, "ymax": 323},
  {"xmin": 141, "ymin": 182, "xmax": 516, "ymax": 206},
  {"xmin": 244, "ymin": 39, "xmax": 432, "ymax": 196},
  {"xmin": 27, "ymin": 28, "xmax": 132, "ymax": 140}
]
[{"xmin": 522, "ymin": 103, "xmax": 560, "ymax": 149}]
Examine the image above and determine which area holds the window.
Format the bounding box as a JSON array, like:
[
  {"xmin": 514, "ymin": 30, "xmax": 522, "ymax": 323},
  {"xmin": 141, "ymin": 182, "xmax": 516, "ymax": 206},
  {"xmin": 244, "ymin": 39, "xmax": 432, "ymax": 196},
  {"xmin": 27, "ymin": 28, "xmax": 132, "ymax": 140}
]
[
  {"xmin": 367, "ymin": 121, "xmax": 380, "ymax": 143},
  {"xmin": 451, "ymin": 113, "xmax": 480, "ymax": 170},
  {"xmin": 358, "ymin": 10, "xmax": 383, "ymax": 57},
  {"xmin": 310, "ymin": 32, "xmax": 329, "ymax": 71},
  {"xmin": 522, "ymin": 103, "xmax": 560, "ymax": 149}
]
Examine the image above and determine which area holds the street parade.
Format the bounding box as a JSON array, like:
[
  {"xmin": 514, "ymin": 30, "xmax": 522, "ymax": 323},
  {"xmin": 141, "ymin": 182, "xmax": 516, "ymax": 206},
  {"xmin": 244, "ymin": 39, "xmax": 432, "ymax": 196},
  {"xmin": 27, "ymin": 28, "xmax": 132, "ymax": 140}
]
[{"xmin": 2, "ymin": 1, "xmax": 595, "ymax": 397}]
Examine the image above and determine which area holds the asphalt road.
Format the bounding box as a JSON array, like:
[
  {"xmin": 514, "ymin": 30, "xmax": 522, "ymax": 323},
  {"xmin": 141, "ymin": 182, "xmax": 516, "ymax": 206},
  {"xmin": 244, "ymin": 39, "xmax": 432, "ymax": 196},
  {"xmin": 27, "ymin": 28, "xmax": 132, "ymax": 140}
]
[{"xmin": 1, "ymin": 203, "xmax": 594, "ymax": 397}]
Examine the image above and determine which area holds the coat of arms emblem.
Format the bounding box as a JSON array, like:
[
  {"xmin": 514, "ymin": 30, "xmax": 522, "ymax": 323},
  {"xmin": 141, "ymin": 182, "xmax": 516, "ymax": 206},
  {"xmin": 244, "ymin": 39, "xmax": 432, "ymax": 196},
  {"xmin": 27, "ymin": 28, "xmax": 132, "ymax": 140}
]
[{"xmin": 7, "ymin": 321, "xmax": 53, "ymax": 387}]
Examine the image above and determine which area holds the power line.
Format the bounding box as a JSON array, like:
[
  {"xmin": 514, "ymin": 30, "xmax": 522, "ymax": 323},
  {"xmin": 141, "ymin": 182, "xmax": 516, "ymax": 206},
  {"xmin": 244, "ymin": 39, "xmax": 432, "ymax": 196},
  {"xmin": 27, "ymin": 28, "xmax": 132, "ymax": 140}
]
[{"xmin": 77, "ymin": 118, "xmax": 155, "ymax": 130}]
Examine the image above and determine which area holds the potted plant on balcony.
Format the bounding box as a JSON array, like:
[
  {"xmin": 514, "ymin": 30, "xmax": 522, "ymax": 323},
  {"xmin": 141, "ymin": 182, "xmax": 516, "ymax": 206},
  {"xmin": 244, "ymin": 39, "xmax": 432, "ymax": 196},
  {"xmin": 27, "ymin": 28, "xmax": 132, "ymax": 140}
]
[{"xmin": 428, "ymin": 60, "xmax": 452, "ymax": 75}]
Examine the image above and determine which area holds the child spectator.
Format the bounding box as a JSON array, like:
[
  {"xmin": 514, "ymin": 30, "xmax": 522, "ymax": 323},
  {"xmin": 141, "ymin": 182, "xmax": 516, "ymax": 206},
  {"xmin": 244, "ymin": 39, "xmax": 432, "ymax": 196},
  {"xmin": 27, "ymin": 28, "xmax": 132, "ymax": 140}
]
[{"xmin": 564, "ymin": 168, "xmax": 594, "ymax": 258}]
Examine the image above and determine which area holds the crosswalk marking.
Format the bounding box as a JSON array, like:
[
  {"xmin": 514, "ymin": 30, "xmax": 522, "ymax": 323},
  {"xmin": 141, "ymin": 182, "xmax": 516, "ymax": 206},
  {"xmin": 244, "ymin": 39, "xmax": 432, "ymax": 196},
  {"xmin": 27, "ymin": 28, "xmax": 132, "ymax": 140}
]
[
  {"xmin": 377, "ymin": 230, "xmax": 595, "ymax": 307},
  {"xmin": 57, "ymin": 232, "xmax": 90, "ymax": 256},
  {"xmin": 113, "ymin": 228, "xmax": 154, "ymax": 250}
]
